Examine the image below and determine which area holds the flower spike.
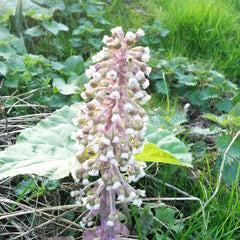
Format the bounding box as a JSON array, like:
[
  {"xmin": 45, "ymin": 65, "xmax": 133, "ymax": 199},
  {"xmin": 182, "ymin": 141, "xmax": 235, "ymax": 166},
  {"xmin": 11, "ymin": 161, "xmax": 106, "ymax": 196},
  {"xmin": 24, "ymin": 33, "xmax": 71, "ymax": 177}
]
[{"xmin": 71, "ymin": 26, "xmax": 151, "ymax": 240}]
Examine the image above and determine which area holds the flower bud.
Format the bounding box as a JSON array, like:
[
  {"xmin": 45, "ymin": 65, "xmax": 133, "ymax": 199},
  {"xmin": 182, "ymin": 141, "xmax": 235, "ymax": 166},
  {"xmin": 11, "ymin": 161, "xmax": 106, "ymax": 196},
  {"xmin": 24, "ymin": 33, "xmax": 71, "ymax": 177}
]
[
  {"xmin": 128, "ymin": 77, "xmax": 139, "ymax": 90},
  {"xmin": 107, "ymin": 70, "xmax": 118, "ymax": 80},
  {"xmin": 125, "ymin": 31, "xmax": 136, "ymax": 45}
]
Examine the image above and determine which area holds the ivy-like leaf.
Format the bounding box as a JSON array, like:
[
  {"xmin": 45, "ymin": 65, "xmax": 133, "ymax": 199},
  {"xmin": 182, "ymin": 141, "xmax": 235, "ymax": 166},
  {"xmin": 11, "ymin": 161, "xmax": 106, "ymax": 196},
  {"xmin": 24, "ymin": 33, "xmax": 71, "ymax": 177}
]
[
  {"xmin": 203, "ymin": 113, "xmax": 229, "ymax": 128},
  {"xmin": 159, "ymin": 29, "xmax": 170, "ymax": 37},
  {"xmin": 200, "ymin": 88, "xmax": 219, "ymax": 100},
  {"xmin": 178, "ymin": 75, "xmax": 197, "ymax": 86},
  {"xmin": 216, "ymin": 98, "xmax": 233, "ymax": 113}
]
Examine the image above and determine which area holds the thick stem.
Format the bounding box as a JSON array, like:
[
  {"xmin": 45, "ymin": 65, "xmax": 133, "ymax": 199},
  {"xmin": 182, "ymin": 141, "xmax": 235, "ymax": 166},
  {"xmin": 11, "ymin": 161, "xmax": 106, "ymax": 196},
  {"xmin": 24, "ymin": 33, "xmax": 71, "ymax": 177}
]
[{"xmin": 101, "ymin": 187, "xmax": 117, "ymax": 240}]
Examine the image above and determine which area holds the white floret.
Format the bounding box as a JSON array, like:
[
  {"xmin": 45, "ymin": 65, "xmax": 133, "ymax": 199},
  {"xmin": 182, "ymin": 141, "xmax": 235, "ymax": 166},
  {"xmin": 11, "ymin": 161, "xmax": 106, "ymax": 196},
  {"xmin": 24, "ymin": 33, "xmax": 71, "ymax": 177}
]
[
  {"xmin": 117, "ymin": 195, "xmax": 125, "ymax": 201},
  {"xmin": 142, "ymin": 79, "xmax": 150, "ymax": 89},
  {"xmin": 126, "ymin": 31, "xmax": 135, "ymax": 42},
  {"xmin": 121, "ymin": 153, "xmax": 128, "ymax": 159},
  {"xmin": 110, "ymin": 91, "xmax": 120, "ymax": 99},
  {"xmin": 133, "ymin": 114, "xmax": 141, "ymax": 121},
  {"xmin": 129, "ymin": 77, "xmax": 139, "ymax": 89},
  {"xmin": 102, "ymin": 35, "xmax": 112, "ymax": 44},
  {"xmin": 87, "ymin": 221, "xmax": 93, "ymax": 227},
  {"xmin": 85, "ymin": 69, "xmax": 92, "ymax": 78},
  {"xmin": 93, "ymin": 72, "xmax": 102, "ymax": 81},
  {"xmin": 135, "ymin": 71, "xmax": 145, "ymax": 80},
  {"xmin": 133, "ymin": 199, "xmax": 142, "ymax": 207},
  {"xmin": 87, "ymin": 134, "xmax": 94, "ymax": 141},
  {"xmin": 112, "ymin": 181, "xmax": 121, "ymax": 190},
  {"xmin": 82, "ymin": 179, "xmax": 89, "ymax": 185},
  {"xmin": 111, "ymin": 159, "xmax": 119, "ymax": 167},
  {"xmin": 144, "ymin": 47, "xmax": 150, "ymax": 54},
  {"xmin": 124, "ymin": 103, "xmax": 134, "ymax": 112},
  {"xmin": 107, "ymin": 150, "xmax": 114, "ymax": 158},
  {"xmin": 92, "ymin": 144, "xmax": 99, "ymax": 153},
  {"xmin": 142, "ymin": 115, "xmax": 149, "ymax": 122},
  {"xmin": 125, "ymin": 128, "xmax": 134, "ymax": 134},
  {"xmin": 80, "ymin": 221, "xmax": 85, "ymax": 228},
  {"xmin": 101, "ymin": 137, "xmax": 111, "ymax": 145},
  {"xmin": 75, "ymin": 200, "xmax": 82, "ymax": 206},
  {"xmin": 140, "ymin": 95, "xmax": 151, "ymax": 105},
  {"xmin": 94, "ymin": 204, "xmax": 100, "ymax": 210},
  {"xmin": 134, "ymin": 91, "xmax": 144, "ymax": 99},
  {"xmin": 106, "ymin": 70, "xmax": 117, "ymax": 80},
  {"xmin": 136, "ymin": 28, "xmax": 145, "ymax": 37},
  {"xmin": 120, "ymin": 166, "xmax": 128, "ymax": 172},
  {"xmin": 106, "ymin": 220, "xmax": 114, "ymax": 226},
  {"xmin": 89, "ymin": 169, "xmax": 99, "ymax": 176},
  {"xmin": 145, "ymin": 66, "xmax": 152, "ymax": 76},
  {"xmin": 97, "ymin": 123, "xmax": 105, "ymax": 131},
  {"xmin": 97, "ymin": 178, "xmax": 104, "ymax": 186},
  {"xmin": 141, "ymin": 54, "xmax": 150, "ymax": 62},
  {"xmin": 126, "ymin": 191, "xmax": 136, "ymax": 201},
  {"xmin": 72, "ymin": 118, "xmax": 79, "ymax": 126},
  {"xmin": 112, "ymin": 136, "xmax": 120, "ymax": 143},
  {"xmin": 100, "ymin": 155, "xmax": 107, "ymax": 161},
  {"xmin": 111, "ymin": 114, "xmax": 121, "ymax": 123}
]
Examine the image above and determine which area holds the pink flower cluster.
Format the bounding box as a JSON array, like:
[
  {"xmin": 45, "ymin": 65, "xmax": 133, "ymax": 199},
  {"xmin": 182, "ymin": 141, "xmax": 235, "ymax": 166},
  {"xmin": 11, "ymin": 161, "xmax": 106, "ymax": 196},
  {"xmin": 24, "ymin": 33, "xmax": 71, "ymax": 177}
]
[{"xmin": 70, "ymin": 26, "xmax": 151, "ymax": 240}]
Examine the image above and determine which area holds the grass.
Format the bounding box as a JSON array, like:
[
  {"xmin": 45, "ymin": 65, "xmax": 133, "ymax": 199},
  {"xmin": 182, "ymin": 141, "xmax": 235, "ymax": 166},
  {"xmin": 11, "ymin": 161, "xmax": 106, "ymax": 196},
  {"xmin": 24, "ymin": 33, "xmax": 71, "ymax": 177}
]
[
  {"xmin": 156, "ymin": 0, "xmax": 240, "ymax": 81},
  {"xmin": 120, "ymin": 161, "xmax": 240, "ymax": 240},
  {"xmin": 104, "ymin": 0, "xmax": 158, "ymax": 30},
  {"xmin": 144, "ymin": 163, "xmax": 240, "ymax": 240},
  {"xmin": 105, "ymin": 0, "xmax": 240, "ymax": 81}
]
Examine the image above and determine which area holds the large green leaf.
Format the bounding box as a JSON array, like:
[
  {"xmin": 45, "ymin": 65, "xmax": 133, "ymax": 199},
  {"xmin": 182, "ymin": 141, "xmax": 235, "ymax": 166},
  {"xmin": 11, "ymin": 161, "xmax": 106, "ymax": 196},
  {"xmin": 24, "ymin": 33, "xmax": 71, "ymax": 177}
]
[
  {"xmin": 42, "ymin": 21, "xmax": 59, "ymax": 35},
  {"xmin": 63, "ymin": 55, "xmax": 84, "ymax": 76},
  {"xmin": 53, "ymin": 77, "xmax": 80, "ymax": 95},
  {"xmin": 0, "ymin": 103, "xmax": 82, "ymax": 180},
  {"xmin": 24, "ymin": 26, "xmax": 44, "ymax": 37},
  {"xmin": 135, "ymin": 125, "xmax": 192, "ymax": 167},
  {"xmin": 0, "ymin": 61, "xmax": 8, "ymax": 76},
  {"xmin": 133, "ymin": 206, "xmax": 153, "ymax": 236},
  {"xmin": 216, "ymin": 135, "xmax": 240, "ymax": 184},
  {"xmin": 154, "ymin": 207, "xmax": 184, "ymax": 234},
  {"xmin": 0, "ymin": 106, "xmax": 192, "ymax": 181},
  {"xmin": 135, "ymin": 143, "xmax": 182, "ymax": 165}
]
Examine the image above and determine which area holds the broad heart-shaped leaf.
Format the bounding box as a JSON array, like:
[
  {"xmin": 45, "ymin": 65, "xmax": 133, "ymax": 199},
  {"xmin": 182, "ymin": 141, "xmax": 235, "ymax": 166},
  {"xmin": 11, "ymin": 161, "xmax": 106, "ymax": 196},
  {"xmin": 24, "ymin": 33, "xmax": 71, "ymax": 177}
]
[
  {"xmin": 133, "ymin": 205, "xmax": 153, "ymax": 236},
  {"xmin": 0, "ymin": 61, "xmax": 8, "ymax": 76},
  {"xmin": 53, "ymin": 77, "xmax": 80, "ymax": 95},
  {"xmin": 63, "ymin": 55, "xmax": 84, "ymax": 76},
  {"xmin": 24, "ymin": 26, "xmax": 44, "ymax": 37},
  {"xmin": 216, "ymin": 135, "xmax": 240, "ymax": 184},
  {"xmin": 135, "ymin": 143, "xmax": 182, "ymax": 165},
  {"xmin": 0, "ymin": 103, "xmax": 83, "ymax": 180},
  {"xmin": 135, "ymin": 125, "xmax": 192, "ymax": 167},
  {"xmin": 42, "ymin": 21, "xmax": 59, "ymax": 35}
]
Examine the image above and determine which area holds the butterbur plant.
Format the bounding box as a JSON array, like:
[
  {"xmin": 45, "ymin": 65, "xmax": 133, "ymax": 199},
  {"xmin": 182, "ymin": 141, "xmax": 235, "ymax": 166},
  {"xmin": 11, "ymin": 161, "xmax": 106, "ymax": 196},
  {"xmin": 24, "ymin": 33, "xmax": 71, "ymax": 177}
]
[{"xmin": 70, "ymin": 26, "xmax": 151, "ymax": 240}]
